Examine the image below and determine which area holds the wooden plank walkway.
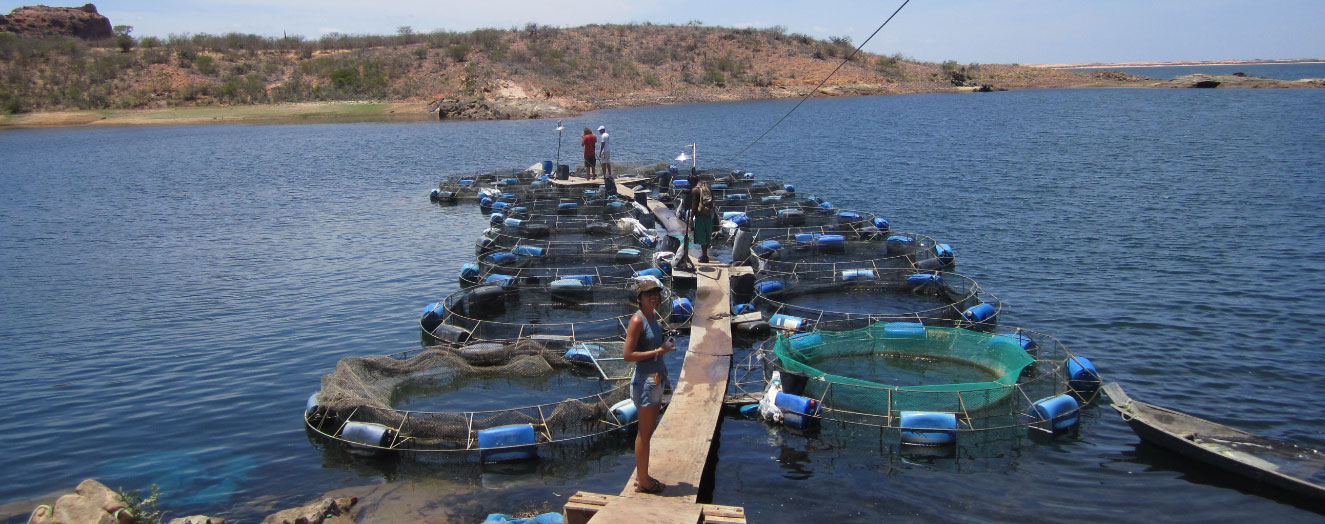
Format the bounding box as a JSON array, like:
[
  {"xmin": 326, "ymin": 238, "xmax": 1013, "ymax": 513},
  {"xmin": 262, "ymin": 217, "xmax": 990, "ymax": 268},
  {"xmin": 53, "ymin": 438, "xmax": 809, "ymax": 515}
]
[{"xmin": 565, "ymin": 180, "xmax": 744, "ymax": 522}]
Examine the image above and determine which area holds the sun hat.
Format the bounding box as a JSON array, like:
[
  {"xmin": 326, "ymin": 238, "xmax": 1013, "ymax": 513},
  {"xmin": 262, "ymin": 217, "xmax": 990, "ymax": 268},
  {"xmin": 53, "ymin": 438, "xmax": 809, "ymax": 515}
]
[
  {"xmin": 630, "ymin": 275, "xmax": 664, "ymax": 297},
  {"xmin": 597, "ymin": 125, "xmax": 606, "ymax": 132}
]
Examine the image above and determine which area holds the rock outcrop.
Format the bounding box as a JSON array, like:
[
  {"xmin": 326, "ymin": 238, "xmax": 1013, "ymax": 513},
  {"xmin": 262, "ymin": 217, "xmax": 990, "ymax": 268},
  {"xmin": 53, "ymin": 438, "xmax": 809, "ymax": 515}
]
[
  {"xmin": 1158, "ymin": 73, "xmax": 1325, "ymax": 89},
  {"xmin": 27, "ymin": 479, "xmax": 131, "ymax": 524},
  {"xmin": 260, "ymin": 496, "xmax": 357, "ymax": 524},
  {"xmin": 0, "ymin": 4, "xmax": 113, "ymax": 40}
]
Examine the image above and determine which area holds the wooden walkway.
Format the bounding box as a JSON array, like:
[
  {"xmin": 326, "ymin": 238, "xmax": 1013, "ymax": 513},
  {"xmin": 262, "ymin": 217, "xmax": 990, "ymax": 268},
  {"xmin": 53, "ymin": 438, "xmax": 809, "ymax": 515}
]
[{"xmin": 565, "ymin": 180, "xmax": 746, "ymax": 524}]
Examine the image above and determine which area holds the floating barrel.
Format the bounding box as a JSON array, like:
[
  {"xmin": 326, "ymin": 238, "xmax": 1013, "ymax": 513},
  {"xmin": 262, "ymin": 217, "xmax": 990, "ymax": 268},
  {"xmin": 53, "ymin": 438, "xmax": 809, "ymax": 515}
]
[
  {"xmin": 672, "ymin": 179, "xmax": 690, "ymax": 189},
  {"xmin": 1029, "ymin": 394, "xmax": 1080, "ymax": 434},
  {"xmin": 712, "ymin": 183, "xmax": 729, "ymax": 190},
  {"xmin": 634, "ymin": 267, "xmax": 665, "ymax": 280},
  {"xmin": 915, "ymin": 258, "xmax": 945, "ymax": 271},
  {"xmin": 492, "ymin": 201, "xmax": 509, "ymax": 211},
  {"xmin": 726, "ymin": 193, "xmax": 750, "ymax": 201},
  {"xmin": 503, "ymin": 217, "xmax": 525, "ymax": 229},
  {"xmin": 732, "ymin": 303, "xmax": 756, "ymax": 315},
  {"xmin": 794, "ymin": 233, "xmax": 815, "ymax": 243},
  {"xmin": 477, "ymin": 424, "xmax": 539, "ymax": 463},
  {"xmin": 431, "ymin": 323, "xmax": 472, "ymax": 344},
  {"xmin": 457, "ymin": 342, "xmax": 508, "ymax": 365},
  {"xmin": 557, "ymin": 202, "xmax": 579, "ymax": 215},
  {"xmin": 484, "ymin": 274, "xmax": 516, "ymax": 288},
  {"xmin": 489, "ymin": 213, "xmax": 505, "ymax": 226},
  {"xmin": 479, "ymin": 197, "xmax": 493, "ymax": 214},
  {"xmin": 873, "ymin": 217, "xmax": 890, "ymax": 234},
  {"xmin": 434, "ymin": 190, "xmax": 456, "ymax": 203},
  {"xmin": 761, "ymin": 196, "xmax": 781, "ymax": 204},
  {"xmin": 652, "ymin": 252, "xmax": 674, "ymax": 275},
  {"xmin": 838, "ymin": 211, "xmax": 862, "ymax": 223},
  {"xmin": 671, "ymin": 298, "xmax": 694, "ymax": 323},
  {"xmin": 605, "ymin": 201, "xmax": 625, "ymax": 214},
  {"xmin": 731, "ymin": 213, "xmax": 750, "ymax": 227},
  {"xmin": 733, "ymin": 320, "xmax": 770, "ymax": 337},
  {"xmin": 769, "ymin": 314, "xmax": 810, "ymax": 332},
  {"xmin": 962, "ymin": 303, "xmax": 997, "ymax": 323},
  {"xmin": 499, "ymin": 192, "xmax": 517, "ymax": 201},
  {"xmin": 615, "ymin": 248, "xmax": 642, "ymax": 263},
  {"xmin": 886, "ymin": 235, "xmax": 914, "ymax": 255},
  {"xmin": 429, "ymin": 188, "xmax": 441, "ymax": 202},
  {"xmin": 841, "ymin": 268, "xmax": 876, "ymax": 281},
  {"xmin": 510, "ymin": 206, "xmax": 528, "ymax": 214},
  {"xmin": 500, "ymin": 178, "xmax": 519, "ymax": 186},
  {"xmin": 788, "ymin": 332, "xmax": 822, "ymax": 350},
  {"xmin": 459, "ymin": 178, "xmax": 476, "ymax": 186},
  {"xmin": 583, "ymin": 189, "xmax": 598, "ymax": 198},
  {"xmin": 904, "ymin": 273, "xmax": 943, "ymax": 290},
  {"xmin": 935, "ymin": 243, "xmax": 955, "ymax": 266},
  {"xmin": 784, "ymin": 184, "xmax": 796, "ymax": 193},
  {"xmin": 338, "ymin": 421, "xmax": 397, "ymax": 449},
  {"xmin": 563, "ymin": 343, "xmax": 604, "ymax": 364},
  {"xmin": 1068, "ymin": 356, "xmax": 1100, "ymax": 398},
  {"xmin": 817, "ymin": 201, "xmax": 834, "ymax": 215},
  {"xmin": 638, "ymin": 236, "xmax": 657, "ymax": 249},
  {"xmin": 777, "ymin": 209, "xmax": 806, "ymax": 226},
  {"xmin": 512, "ymin": 245, "xmax": 545, "ymax": 257},
  {"xmin": 465, "ymin": 285, "xmax": 507, "ymax": 317},
  {"xmin": 899, "ymin": 411, "xmax": 958, "ymax": 446},
  {"xmin": 754, "ymin": 280, "xmax": 784, "ymax": 295},
  {"xmin": 884, "ymin": 322, "xmax": 926, "ymax": 338},
  {"xmin": 753, "ymin": 240, "xmax": 782, "ymax": 255},
  {"xmin": 815, "ymin": 234, "xmax": 845, "ymax": 253},
  {"xmin": 549, "ymin": 279, "xmax": 592, "ymax": 303},
  {"xmin": 987, "ymin": 333, "xmax": 1035, "ymax": 354},
  {"xmin": 481, "ymin": 251, "xmax": 518, "ymax": 266},
  {"xmin": 773, "ymin": 392, "xmax": 820, "ymax": 429},
  {"xmin": 610, "ymin": 399, "xmax": 638, "ymax": 428},
  {"xmin": 421, "ymin": 302, "xmax": 446, "ymax": 333}
]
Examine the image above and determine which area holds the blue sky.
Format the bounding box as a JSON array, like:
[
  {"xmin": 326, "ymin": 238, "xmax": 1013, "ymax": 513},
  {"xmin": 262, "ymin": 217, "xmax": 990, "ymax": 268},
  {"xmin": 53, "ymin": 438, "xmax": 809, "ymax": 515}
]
[{"xmin": 5, "ymin": 1, "xmax": 1321, "ymax": 64}]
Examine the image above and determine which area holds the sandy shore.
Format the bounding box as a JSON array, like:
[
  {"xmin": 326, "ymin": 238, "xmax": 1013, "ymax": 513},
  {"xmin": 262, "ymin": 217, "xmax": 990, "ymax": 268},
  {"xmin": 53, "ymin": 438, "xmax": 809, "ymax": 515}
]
[{"xmin": 0, "ymin": 101, "xmax": 435, "ymax": 129}]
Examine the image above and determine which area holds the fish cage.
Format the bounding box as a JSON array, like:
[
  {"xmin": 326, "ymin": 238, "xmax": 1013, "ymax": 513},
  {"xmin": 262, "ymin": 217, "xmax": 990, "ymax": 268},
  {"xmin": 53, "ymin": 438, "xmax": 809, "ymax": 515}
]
[
  {"xmin": 304, "ymin": 340, "xmax": 642, "ymax": 457},
  {"xmin": 748, "ymin": 231, "xmax": 952, "ymax": 273},
  {"xmin": 717, "ymin": 206, "xmax": 879, "ymax": 242},
  {"xmin": 459, "ymin": 254, "xmax": 663, "ymax": 290},
  {"xmin": 420, "ymin": 281, "xmax": 682, "ymax": 343},
  {"xmin": 737, "ymin": 321, "xmax": 1100, "ymax": 439},
  {"xmin": 748, "ymin": 269, "xmax": 1001, "ymax": 332}
]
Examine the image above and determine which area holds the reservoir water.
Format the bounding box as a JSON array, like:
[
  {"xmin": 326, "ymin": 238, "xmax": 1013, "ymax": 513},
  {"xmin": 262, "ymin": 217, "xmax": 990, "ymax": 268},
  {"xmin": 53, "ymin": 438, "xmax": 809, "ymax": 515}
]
[{"xmin": 3, "ymin": 86, "xmax": 1323, "ymax": 522}]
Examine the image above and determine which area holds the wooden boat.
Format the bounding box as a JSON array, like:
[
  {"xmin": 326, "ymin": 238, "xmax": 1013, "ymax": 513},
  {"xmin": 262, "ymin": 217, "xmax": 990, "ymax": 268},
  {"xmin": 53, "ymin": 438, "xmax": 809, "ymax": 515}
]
[{"xmin": 1103, "ymin": 382, "xmax": 1325, "ymax": 503}]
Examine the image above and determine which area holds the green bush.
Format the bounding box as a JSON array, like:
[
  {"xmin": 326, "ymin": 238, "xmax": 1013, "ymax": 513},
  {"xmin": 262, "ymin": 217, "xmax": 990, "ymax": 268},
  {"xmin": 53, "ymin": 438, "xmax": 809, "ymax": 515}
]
[
  {"xmin": 194, "ymin": 54, "xmax": 216, "ymax": 75},
  {"xmin": 447, "ymin": 44, "xmax": 469, "ymax": 63}
]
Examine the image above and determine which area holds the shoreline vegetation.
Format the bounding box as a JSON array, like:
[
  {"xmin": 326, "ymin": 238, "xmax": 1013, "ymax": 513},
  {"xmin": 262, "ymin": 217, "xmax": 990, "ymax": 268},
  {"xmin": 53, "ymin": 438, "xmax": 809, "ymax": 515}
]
[{"xmin": 6, "ymin": 9, "xmax": 1320, "ymax": 130}]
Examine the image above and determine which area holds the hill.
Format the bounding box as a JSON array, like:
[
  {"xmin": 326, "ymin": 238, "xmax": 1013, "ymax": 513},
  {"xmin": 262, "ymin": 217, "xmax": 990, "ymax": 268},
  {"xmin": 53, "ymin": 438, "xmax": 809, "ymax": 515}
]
[{"xmin": 0, "ymin": 11, "xmax": 1154, "ymax": 124}]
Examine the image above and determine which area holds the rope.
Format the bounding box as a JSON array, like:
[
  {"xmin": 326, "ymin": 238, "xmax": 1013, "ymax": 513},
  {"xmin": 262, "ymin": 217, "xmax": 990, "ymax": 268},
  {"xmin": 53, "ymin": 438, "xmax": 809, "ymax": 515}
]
[{"xmin": 725, "ymin": 0, "xmax": 912, "ymax": 164}]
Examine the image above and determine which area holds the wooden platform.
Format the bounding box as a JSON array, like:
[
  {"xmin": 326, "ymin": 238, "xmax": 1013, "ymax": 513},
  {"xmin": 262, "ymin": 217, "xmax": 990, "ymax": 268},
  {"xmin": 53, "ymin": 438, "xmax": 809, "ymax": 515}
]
[
  {"xmin": 565, "ymin": 492, "xmax": 745, "ymax": 524},
  {"xmin": 572, "ymin": 262, "xmax": 739, "ymax": 523},
  {"xmin": 549, "ymin": 174, "xmax": 649, "ymax": 188}
]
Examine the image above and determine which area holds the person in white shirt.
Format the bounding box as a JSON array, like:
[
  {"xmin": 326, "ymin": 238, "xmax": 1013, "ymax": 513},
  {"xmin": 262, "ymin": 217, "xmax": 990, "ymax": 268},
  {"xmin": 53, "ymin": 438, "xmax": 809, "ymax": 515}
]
[{"xmin": 597, "ymin": 125, "xmax": 612, "ymax": 179}]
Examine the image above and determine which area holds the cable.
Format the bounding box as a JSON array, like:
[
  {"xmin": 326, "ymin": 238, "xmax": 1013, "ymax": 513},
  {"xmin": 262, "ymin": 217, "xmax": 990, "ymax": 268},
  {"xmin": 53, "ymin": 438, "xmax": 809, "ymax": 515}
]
[{"xmin": 724, "ymin": 0, "xmax": 912, "ymax": 164}]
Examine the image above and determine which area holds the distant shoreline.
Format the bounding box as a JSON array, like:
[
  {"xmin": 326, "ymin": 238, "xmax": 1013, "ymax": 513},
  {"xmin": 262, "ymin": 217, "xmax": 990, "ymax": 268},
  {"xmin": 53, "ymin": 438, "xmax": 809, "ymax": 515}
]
[{"xmin": 1032, "ymin": 58, "xmax": 1325, "ymax": 70}]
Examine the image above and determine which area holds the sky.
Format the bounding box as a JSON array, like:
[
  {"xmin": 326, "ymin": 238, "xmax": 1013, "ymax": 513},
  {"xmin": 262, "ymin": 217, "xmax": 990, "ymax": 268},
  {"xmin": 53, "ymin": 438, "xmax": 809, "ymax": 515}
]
[{"xmin": 5, "ymin": 1, "xmax": 1322, "ymax": 64}]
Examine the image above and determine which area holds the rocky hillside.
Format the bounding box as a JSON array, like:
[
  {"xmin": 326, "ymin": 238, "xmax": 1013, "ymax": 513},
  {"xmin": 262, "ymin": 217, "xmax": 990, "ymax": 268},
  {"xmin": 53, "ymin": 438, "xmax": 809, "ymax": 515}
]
[
  {"xmin": 0, "ymin": 3, "xmax": 111, "ymax": 39},
  {"xmin": 1, "ymin": 6, "xmax": 1142, "ymax": 118}
]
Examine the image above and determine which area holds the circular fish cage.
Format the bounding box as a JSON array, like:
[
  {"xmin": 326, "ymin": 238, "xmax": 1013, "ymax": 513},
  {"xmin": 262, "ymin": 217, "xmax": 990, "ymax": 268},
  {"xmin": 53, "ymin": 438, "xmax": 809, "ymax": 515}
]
[
  {"xmin": 748, "ymin": 269, "xmax": 1001, "ymax": 332},
  {"xmin": 420, "ymin": 281, "xmax": 682, "ymax": 343},
  {"xmin": 718, "ymin": 206, "xmax": 879, "ymax": 242},
  {"xmin": 459, "ymin": 254, "xmax": 662, "ymax": 290},
  {"xmin": 477, "ymin": 195, "xmax": 636, "ymax": 220},
  {"xmin": 748, "ymin": 231, "xmax": 953, "ymax": 274},
  {"xmin": 475, "ymin": 219, "xmax": 656, "ymax": 259},
  {"xmin": 436, "ymin": 169, "xmax": 542, "ymax": 202},
  {"xmin": 750, "ymin": 322, "xmax": 1101, "ymax": 438},
  {"xmin": 304, "ymin": 340, "xmax": 640, "ymax": 456}
]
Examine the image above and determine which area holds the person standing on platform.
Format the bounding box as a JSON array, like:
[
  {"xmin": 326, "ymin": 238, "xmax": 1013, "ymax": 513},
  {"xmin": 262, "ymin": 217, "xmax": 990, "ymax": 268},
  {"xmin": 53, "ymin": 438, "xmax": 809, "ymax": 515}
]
[
  {"xmin": 598, "ymin": 125, "xmax": 613, "ymax": 179},
  {"xmin": 623, "ymin": 275, "xmax": 675, "ymax": 494},
  {"xmin": 581, "ymin": 127, "xmax": 598, "ymax": 180},
  {"xmin": 690, "ymin": 179, "xmax": 716, "ymax": 263}
]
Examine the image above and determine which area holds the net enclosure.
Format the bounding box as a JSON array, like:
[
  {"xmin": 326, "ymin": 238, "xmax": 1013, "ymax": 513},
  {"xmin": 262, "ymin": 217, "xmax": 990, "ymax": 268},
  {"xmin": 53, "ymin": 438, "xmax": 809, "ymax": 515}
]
[
  {"xmin": 421, "ymin": 281, "xmax": 679, "ymax": 343},
  {"xmin": 306, "ymin": 340, "xmax": 636, "ymax": 454},
  {"xmin": 749, "ymin": 231, "xmax": 945, "ymax": 275},
  {"xmin": 757, "ymin": 321, "xmax": 1097, "ymax": 433},
  {"xmin": 750, "ymin": 269, "xmax": 1001, "ymax": 332}
]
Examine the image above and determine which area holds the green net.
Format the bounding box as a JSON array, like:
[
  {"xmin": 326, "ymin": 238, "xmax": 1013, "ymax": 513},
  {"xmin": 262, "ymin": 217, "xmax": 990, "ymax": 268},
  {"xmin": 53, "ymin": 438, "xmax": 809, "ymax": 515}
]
[{"xmin": 772, "ymin": 322, "xmax": 1034, "ymax": 415}]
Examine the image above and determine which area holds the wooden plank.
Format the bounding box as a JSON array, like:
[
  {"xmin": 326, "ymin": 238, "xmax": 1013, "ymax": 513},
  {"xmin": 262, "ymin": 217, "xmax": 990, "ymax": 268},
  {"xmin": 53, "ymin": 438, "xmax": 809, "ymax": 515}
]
[
  {"xmin": 567, "ymin": 492, "xmax": 746, "ymax": 524},
  {"xmin": 586, "ymin": 495, "xmax": 704, "ymax": 524}
]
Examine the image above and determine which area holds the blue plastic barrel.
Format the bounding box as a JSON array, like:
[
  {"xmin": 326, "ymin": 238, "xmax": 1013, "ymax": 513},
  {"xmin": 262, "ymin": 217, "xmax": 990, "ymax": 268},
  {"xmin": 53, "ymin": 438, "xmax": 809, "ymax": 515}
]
[
  {"xmin": 672, "ymin": 179, "xmax": 690, "ymax": 189},
  {"xmin": 784, "ymin": 184, "xmax": 796, "ymax": 193},
  {"xmin": 483, "ymin": 252, "xmax": 518, "ymax": 265},
  {"xmin": 769, "ymin": 314, "xmax": 809, "ymax": 332},
  {"xmin": 479, "ymin": 197, "xmax": 493, "ymax": 214},
  {"xmin": 510, "ymin": 206, "xmax": 528, "ymax": 214},
  {"xmin": 488, "ymin": 213, "xmax": 505, "ymax": 226},
  {"xmin": 732, "ymin": 214, "xmax": 750, "ymax": 227},
  {"xmin": 873, "ymin": 217, "xmax": 890, "ymax": 233},
  {"xmin": 638, "ymin": 236, "xmax": 656, "ymax": 249},
  {"xmin": 477, "ymin": 424, "xmax": 539, "ymax": 463},
  {"xmin": 753, "ymin": 240, "xmax": 782, "ymax": 255},
  {"xmin": 935, "ymin": 243, "xmax": 955, "ymax": 265},
  {"xmin": 634, "ymin": 267, "xmax": 664, "ymax": 279},
  {"xmin": 732, "ymin": 303, "xmax": 756, "ymax": 315},
  {"xmin": 460, "ymin": 178, "xmax": 476, "ymax": 186},
  {"xmin": 484, "ymin": 274, "xmax": 515, "ymax": 287},
  {"xmin": 503, "ymin": 217, "xmax": 524, "ymax": 229},
  {"xmin": 754, "ymin": 280, "xmax": 783, "ymax": 294},
  {"xmin": 1030, "ymin": 394, "xmax": 1080, "ymax": 433},
  {"xmin": 606, "ymin": 201, "xmax": 625, "ymax": 213},
  {"xmin": 420, "ymin": 302, "xmax": 446, "ymax": 332},
  {"xmin": 549, "ymin": 279, "xmax": 592, "ymax": 303},
  {"xmin": 905, "ymin": 273, "xmax": 942, "ymax": 289},
  {"xmin": 963, "ymin": 303, "xmax": 997, "ymax": 323},
  {"xmin": 542, "ymin": 160, "xmax": 554, "ymax": 174},
  {"xmin": 557, "ymin": 202, "xmax": 579, "ymax": 215},
  {"xmin": 727, "ymin": 193, "xmax": 749, "ymax": 201},
  {"xmin": 610, "ymin": 399, "xmax": 638, "ymax": 428},
  {"xmin": 563, "ymin": 343, "xmax": 604, "ymax": 364},
  {"xmin": 899, "ymin": 411, "xmax": 958, "ymax": 446},
  {"xmin": 501, "ymin": 178, "xmax": 519, "ymax": 186},
  {"xmin": 615, "ymin": 248, "xmax": 642, "ymax": 263},
  {"xmin": 339, "ymin": 422, "xmax": 394, "ymax": 449},
  {"xmin": 1068, "ymin": 356, "xmax": 1100, "ymax": 397},
  {"xmin": 794, "ymin": 233, "xmax": 815, "ymax": 243},
  {"xmin": 884, "ymin": 322, "xmax": 926, "ymax": 338},
  {"xmin": 671, "ymin": 297, "xmax": 694, "ymax": 323},
  {"xmin": 431, "ymin": 324, "xmax": 471, "ymax": 344},
  {"xmin": 886, "ymin": 235, "xmax": 913, "ymax": 255},
  {"xmin": 774, "ymin": 392, "xmax": 820, "ymax": 429},
  {"xmin": 762, "ymin": 196, "xmax": 781, "ymax": 204},
  {"xmin": 788, "ymin": 332, "xmax": 822, "ymax": 350},
  {"xmin": 562, "ymin": 274, "xmax": 596, "ymax": 285},
  {"xmin": 816, "ymin": 234, "xmax": 845, "ymax": 253},
  {"xmin": 838, "ymin": 211, "xmax": 861, "ymax": 222},
  {"xmin": 492, "ymin": 201, "xmax": 509, "ymax": 211},
  {"xmin": 841, "ymin": 269, "xmax": 876, "ymax": 281},
  {"xmin": 512, "ymin": 246, "xmax": 544, "ymax": 257}
]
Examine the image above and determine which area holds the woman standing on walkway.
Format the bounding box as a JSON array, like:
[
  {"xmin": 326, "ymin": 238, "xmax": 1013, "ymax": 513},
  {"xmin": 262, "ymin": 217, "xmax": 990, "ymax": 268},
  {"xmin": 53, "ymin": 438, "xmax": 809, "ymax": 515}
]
[{"xmin": 623, "ymin": 275, "xmax": 675, "ymax": 494}]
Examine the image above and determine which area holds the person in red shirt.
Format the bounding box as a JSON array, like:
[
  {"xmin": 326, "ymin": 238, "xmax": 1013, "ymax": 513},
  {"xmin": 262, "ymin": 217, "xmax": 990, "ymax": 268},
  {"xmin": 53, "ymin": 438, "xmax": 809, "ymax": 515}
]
[{"xmin": 581, "ymin": 127, "xmax": 598, "ymax": 180}]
